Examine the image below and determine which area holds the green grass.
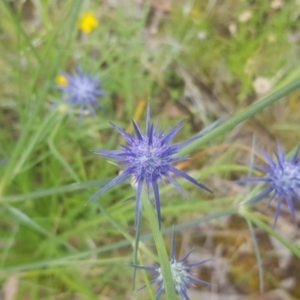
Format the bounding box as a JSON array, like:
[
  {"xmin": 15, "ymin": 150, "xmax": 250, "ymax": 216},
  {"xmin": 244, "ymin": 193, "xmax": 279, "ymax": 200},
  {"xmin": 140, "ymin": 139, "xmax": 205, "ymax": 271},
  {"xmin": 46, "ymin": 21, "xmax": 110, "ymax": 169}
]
[{"xmin": 1, "ymin": 0, "xmax": 300, "ymax": 299}]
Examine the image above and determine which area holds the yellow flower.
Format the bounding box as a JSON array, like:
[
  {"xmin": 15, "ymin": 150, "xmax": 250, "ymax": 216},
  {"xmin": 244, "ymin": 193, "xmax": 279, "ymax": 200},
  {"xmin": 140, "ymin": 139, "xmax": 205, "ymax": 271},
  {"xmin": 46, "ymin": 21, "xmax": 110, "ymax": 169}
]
[
  {"xmin": 77, "ymin": 11, "xmax": 98, "ymax": 33},
  {"xmin": 57, "ymin": 103, "xmax": 69, "ymax": 113},
  {"xmin": 56, "ymin": 75, "xmax": 68, "ymax": 86},
  {"xmin": 190, "ymin": 6, "xmax": 200, "ymax": 16}
]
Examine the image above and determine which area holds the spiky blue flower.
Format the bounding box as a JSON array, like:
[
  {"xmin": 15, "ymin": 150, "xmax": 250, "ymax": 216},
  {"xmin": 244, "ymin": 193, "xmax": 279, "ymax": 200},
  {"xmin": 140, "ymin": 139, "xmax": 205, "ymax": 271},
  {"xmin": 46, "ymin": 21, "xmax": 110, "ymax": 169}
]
[
  {"xmin": 239, "ymin": 144, "xmax": 300, "ymax": 227},
  {"xmin": 89, "ymin": 104, "xmax": 217, "ymax": 227},
  {"xmin": 56, "ymin": 66, "xmax": 105, "ymax": 117},
  {"xmin": 131, "ymin": 230, "xmax": 211, "ymax": 300}
]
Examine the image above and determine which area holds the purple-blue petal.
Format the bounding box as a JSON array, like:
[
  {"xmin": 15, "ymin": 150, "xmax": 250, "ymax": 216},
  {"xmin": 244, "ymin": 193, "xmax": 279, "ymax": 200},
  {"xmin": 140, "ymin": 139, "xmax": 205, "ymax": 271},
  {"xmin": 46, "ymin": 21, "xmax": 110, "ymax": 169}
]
[
  {"xmin": 88, "ymin": 170, "xmax": 131, "ymax": 203},
  {"xmin": 257, "ymin": 150, "xmax": 276, "ymax": 168},
  {"xmin": 132, "ymin": 120, "xmax": 143, "ymax": 140},
  {"xmin": 267, "ymin": 190, "xmax": 277, "ymax": 206},
  {"xmin": 291, "ymin": 145, "xmax": 300, "ymax": 164},
  {"xmin": 285, "ymin": 193, "xmax": 296, "ymax": 222},
  {"xmin": 135, "ymin": 179, "xmax": 143, "ymax": 227},
  {"xmin": 152, "ymin": 180, "xmax": 161, "ymax": 229},
  {"xmin": 186, "ymin": 258, "xmax": 212, "ymax": 267},
  {"xmin": 160, "ymin": 120, "xmax": 185, "ymax": 145},
  {"xmin": 246, "ymin": 186, "xmax": 274, "ymax": 205},
  {"xmin": 170, "ymin": 228, "xmax": 176, "ymax": 259},
  {"xmin": 130, "ymin": 264, "xmax": 158, "ymax": 271},
  {"xmin": 235, "ymin": 177, "xmax": 272, "ymax": 184},
  {"xmin": 164, "ymin": 173, "xmax": 187, "ymax": 198},
  {"xmin": 109, "ymin": 122, "xmax": 133, "ymax": 143},
  {"xmin": 93, "ymin": 149, "xmax": 124, "ymax": 160},
  {"xmin": 178, "ymin": 289, "xmax": 190, "ymax": 300},
  {"xmin": 179, "ymin": 248, "xmax": 193, "ymax": 262},
  {"xmin": 156, "ymin": 285, "xmax": 164, "ymax": 300},
  {"xmin": 188, "ymin": 275, "xmax": 211, "ymax": 286},
  {"xmin": 169, "ymin": 166, "xmax": 212, "ymax": 193}
]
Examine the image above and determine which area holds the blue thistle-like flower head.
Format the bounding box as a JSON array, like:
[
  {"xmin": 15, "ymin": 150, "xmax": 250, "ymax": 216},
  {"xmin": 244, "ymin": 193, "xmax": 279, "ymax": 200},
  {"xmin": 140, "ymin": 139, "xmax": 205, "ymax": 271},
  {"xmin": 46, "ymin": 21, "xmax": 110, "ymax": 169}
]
[
  {"xmin": 131, "ymin": 230, "xmax": 211, "ymax": 300},
  {"xmin": 89, "ymin": 103, "xmax": 216, "ymax": 227},
  {"xmin": 240, "ymin": 144, "xmax": 300, "ymax": 227},
  {"xmin": 56, "ymin": 66, "xmax": 105, "ymax": 117}
]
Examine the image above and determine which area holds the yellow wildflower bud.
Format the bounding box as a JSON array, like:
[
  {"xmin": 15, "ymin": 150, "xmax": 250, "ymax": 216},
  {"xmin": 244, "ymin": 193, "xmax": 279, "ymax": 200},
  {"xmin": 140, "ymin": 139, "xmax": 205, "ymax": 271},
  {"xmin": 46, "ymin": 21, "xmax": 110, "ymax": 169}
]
[
  {"xmin": 56, "ymin": 75, "xmax": 68, "ymax": 86},
  {"xmin": 190, "ymin": 7, "xmax": 200, "ymax": 16},
  {"xmin": 77, "ymin": 11, "xmax": 98, "ymax": 33},
  {"xmin": 57, "ymin": 103, "xmax": 70, "ymax": 113}
]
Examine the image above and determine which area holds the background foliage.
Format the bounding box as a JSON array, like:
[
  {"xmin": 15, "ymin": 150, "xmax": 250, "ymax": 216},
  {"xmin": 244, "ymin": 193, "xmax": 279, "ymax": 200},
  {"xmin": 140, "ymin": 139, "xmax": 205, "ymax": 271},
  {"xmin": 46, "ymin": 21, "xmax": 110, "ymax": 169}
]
[{"xmin": 0, "ymin": 0, "xmax": 300, "ymax": 299}]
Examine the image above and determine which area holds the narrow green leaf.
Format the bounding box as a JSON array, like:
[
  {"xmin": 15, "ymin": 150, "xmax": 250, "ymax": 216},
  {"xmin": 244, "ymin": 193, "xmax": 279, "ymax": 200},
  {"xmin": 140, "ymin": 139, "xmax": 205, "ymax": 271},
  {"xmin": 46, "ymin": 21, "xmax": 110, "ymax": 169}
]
[
  {"xmin": 142, "ymin": 190, "xmax": 177, "ymax": 299},
  {"xmin": 180, "ymin": 78, "xmax": 300, "ymax": 155},
  {"xmin": 243, "ymin": 211, "xmax": 300, "ymax": 259},
  {"xmin": 1, "ymin": 179, "xmax": 111, "ymax": 203},
  {"xmin": 246, "ymin": 219, "xmax": 264, "ymax": 292}
]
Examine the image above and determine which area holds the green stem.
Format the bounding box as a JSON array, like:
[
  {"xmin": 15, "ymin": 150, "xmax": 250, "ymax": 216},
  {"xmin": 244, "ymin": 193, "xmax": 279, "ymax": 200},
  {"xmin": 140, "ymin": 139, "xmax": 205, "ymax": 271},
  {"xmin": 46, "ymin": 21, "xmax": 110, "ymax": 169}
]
[
  {"xmin": 142, "ymin": 190, "xmax": 177, "ymax": 299},
  {"xmin": 0, "ymin": 111, "xmax": 61, "ymax": 199},
  {"xmin": 180, "ymin": 78, "xmax": 300, "ymax": 155},
  {"xmin": 246, "ymin": 219, "xmax": 264, "ymax": 292},
  {"xmin": 243, "ymin": 211, "xmax": 300, "ymax": 259}
]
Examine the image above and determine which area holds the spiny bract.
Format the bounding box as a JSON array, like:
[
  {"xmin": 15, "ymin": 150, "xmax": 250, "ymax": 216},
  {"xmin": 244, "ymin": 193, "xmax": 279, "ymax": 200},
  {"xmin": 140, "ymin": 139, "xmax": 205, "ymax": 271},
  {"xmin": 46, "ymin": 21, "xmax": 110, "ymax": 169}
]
[
  {"xmin": 56, "ymin": 66, "xmax": 105, "ymax": 117},
  {"xmin": 131, "ymin": 230, "xmax": 211, "ymax": 300},
  {"xmin": 240, "ymin": 144, "xmax": 300, "ymax": 227},
  {"xmin": 89, "ymin": 103, "xmax": 216, "ymax": 228}
]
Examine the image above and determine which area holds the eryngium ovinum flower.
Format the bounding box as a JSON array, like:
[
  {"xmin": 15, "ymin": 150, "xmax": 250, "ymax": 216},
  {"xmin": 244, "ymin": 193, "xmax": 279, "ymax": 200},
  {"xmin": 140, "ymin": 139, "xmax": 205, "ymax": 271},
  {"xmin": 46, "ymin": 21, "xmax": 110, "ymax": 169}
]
[
  {"xmin": 239, "ymin": 144, "xmax": 300, "ymax": 227},
  {"xmin": 56, "ymin": 66, "xmax": 105, "ymax": 117},
  {"xmin": 131, "ymin": 230, "xmax": 211, "ymax": 300},
  {"xmin": 89, "ymin": 103, "xmax": 218, "ymax": 228}
]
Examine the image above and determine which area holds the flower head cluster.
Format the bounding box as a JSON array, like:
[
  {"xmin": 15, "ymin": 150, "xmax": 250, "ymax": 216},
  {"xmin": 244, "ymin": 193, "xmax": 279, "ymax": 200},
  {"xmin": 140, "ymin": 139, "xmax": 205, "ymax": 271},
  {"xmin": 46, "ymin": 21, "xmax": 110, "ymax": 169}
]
[
  {"xmin": 131, "ymin": 230, "xmax": 211, "ymax": 300},
  {"xmin": 240, "ymin": 144, "xmax": 300, "ymax": 227},
  {"xmin": 56, "ymin": 67, "xmax": 105, "ymax": 117},
  {"xmin": 90, "ymin": 104, "xmax": 213, "ymax": 227}
]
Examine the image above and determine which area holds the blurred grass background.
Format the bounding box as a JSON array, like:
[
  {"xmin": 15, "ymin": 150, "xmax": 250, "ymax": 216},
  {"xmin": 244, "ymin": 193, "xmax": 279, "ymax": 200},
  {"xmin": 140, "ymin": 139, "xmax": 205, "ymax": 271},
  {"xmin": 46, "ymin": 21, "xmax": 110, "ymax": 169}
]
[{"xmin": 0, "ymin": 0, "xmax": 300, "ymax": 299}]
